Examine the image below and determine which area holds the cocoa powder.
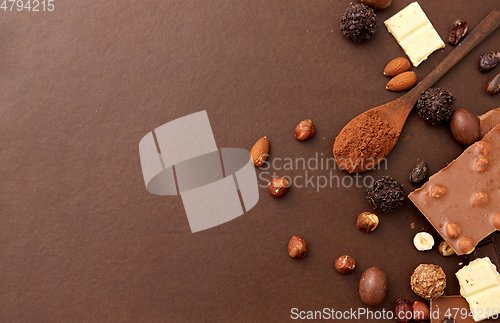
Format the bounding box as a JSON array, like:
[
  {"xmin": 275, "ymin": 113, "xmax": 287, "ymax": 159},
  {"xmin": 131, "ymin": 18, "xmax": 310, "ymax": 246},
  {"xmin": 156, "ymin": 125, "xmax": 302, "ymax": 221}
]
[{"xmin": 333, "ymin": 110, "xmax": 399, "ymax": 173}]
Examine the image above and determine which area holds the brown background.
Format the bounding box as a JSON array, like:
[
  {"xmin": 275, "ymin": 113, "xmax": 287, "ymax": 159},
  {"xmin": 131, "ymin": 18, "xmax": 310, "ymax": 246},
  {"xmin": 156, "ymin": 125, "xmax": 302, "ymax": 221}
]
[{"xmin": 1, "ymin": 0, "xmax": 499, "ymax": 322}]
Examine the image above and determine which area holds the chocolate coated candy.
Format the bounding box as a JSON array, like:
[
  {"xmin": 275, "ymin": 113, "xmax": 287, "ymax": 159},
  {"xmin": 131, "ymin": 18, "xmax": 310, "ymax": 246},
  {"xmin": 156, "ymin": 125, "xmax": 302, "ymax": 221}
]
[
  {"xmin": 359, "ymin": 267, "xmax": 387, "ymax": 306},
  {"xmin": 449, "ymin": 109, "xmax": 480, "ymax": 145}
]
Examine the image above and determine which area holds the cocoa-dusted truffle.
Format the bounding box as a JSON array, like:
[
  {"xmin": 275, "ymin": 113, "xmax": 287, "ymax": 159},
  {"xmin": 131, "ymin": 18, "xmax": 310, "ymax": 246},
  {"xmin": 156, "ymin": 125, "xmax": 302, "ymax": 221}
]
[
  {"xmin": 416, "ymin": 88, "xmax": 455, "ymax": 125},
  {"xmin": 366, "ymin": 176, "xmax": 404, "ymax": 212},
  {"xmin": 410, "ymin": 264, "xmax": 446, "ymax": 300},
  {"xmin": 340, "ymin": 3, "xmax": 377, "ymax": 43}
]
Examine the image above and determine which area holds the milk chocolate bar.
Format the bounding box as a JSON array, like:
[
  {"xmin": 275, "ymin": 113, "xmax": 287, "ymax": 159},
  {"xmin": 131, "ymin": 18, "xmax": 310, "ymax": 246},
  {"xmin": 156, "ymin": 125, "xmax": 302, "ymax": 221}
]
[
  {"xmin": 478, "ymin": 108, "xmax": 500, "ymax": 139},
  {"xmin": 409, "ymin": 124, "xmax": 500, "ymax": 256}
]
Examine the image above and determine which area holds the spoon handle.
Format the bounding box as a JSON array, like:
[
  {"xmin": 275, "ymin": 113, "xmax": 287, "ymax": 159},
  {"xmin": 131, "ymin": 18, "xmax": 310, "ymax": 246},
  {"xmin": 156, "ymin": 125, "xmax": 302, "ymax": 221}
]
[{"xmin": 403, "ymin": 9, "xmax": 500, "ymax": 105}]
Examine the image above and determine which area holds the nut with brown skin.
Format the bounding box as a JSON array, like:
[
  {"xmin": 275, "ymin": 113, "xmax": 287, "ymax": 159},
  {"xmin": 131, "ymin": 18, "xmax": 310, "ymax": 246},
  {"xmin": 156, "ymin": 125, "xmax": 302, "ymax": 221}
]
[
  {"xmin": 288, "ymin": 236, "xmax": 307, "ymax": 258},
  {"xmin": 295, "ymin": 119, "xmax": 315, "ymax": 141},
  {"xmin": 268, "ymin": 177, "xmax": 290, "ymax": 197},
  {"xmin": 386, "ymin": 71, "xmax": 417, "ymax": 91},
  {"xmin": 438, "ymin": 241, "xmax": 455, "ymax": 256},
  {"xmin": 394, "ymin": 298, "xmax": 412, "ymax": 323},
  {"xmin": 412, "ymin": 301, "xmax": 430, "ymax": 322},
  {"xmin": 335, "ymin": 255, "xmax": 356, "ymax": 274},
  {"xmin": 472, "ymin": 192, "xmax": 488, "ymax": 207},
  {"xmin": 250, "ymin": 136, "xmax": 269, "ymax": 167},
  {"xmin": 493, "ymin": 213, "xmax": 500, "ymax": 230},
  {"xmin": 356, "ymin": 212, "xmax": 379, "ymax": 233},
  {"xmin": 384, "ymin": 57, "xmax": 410, "ymax": 76}
]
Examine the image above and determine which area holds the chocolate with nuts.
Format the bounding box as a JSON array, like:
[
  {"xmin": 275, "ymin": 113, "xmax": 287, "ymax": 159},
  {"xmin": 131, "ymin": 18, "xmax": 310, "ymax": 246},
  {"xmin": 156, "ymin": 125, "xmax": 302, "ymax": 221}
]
[
  {"xmin": 408, "ymin": 124, "xmax": 500, "ymax": 255},
  {"xmin": 410, "ymin": 264, "xmax": 446, "ymax": 300},
  {"xmin": 478, "ymin": 108, "xmax": 500, "ymax": 139}
]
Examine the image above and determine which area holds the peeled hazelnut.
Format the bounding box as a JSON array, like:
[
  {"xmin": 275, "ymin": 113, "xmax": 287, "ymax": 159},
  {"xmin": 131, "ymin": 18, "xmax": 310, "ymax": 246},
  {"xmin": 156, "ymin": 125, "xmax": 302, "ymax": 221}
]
[
  {"xmin": 476, "ymin": 157, "xmax": 489, "ymax": 172},
  {"xmin": 361, "ymin": 0, "xmax": 392, "ymax": 10},
  {"xmin": 431, "ymin": 185, "xmax": 447, "ymax": 198},
  {"xmin": 268, "ymin": 177, "xmax": 290, "ymax": 197},
  {"xmin": 413, "ymin": 232, "xmax": 434, "ymax": 251},
  {"xmin": 335, "ymin": 255, "xmax": 356, "ymax": 274},
  {"xmin": 492, "ymin": 213, "xmax": 500, "ymax": 230},
  {"xmin": 438, "ymin": 241, "xmax": 455, "ymax": 256},
  {"xmin": 412, "ymin": 301, "xmax": 430, "ymax": 322},
  {"xmin": 288, "ymin": 236, "xmax": 307, "ymax": 258},
  {"xmin": 295, "ymin": 119, "xmax": 315, "ymax": 141},
  {"xmin": 459, "ymin": 237, "xmax": 475, "ymax": 254},
  {"xmin": 356, "ymin": 212, "xmax": 379, "ymax": 233},
  {"xmin": 394, "ymin": 298, "xmax": 412, "ymax": 323},
  {"xmin": 477, "ymin": 141, "xmax": 492, "ymax": 155},
  {"xmin": 472, "ymin": 192, "xmax": 488, "ymax": 207},
  {"xmin": 445, "ymin": 223, "xmax": 461, "ymax": 239}
]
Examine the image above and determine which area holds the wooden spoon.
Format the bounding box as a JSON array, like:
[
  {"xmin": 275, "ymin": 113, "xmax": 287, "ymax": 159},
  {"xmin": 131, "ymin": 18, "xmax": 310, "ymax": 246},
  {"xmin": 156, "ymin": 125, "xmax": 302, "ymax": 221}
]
[{"xmin": 333, "ymin": 9, "xmax": 500, "ymax": 173}]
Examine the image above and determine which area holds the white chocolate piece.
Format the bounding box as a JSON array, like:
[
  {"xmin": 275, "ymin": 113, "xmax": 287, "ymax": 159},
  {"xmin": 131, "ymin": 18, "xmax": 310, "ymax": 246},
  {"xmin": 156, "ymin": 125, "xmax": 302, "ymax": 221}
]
[
  {"xmin": 413, "ymin": 232, "xmax": 434, "ymax": 251},
  {"xmin": 384, "ymin": 2, "xmax": 445, "ymax": 67},
  {"xmin": 456, "ymin": 257, "xmax": 500, "ymax": 321}
]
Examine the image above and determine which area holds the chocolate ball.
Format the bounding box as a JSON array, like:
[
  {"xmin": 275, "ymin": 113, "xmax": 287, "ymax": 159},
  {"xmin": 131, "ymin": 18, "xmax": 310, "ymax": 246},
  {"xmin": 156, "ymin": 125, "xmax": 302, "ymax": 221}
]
[
  {"xmin": 450, "ymin": 109, "xmax": 480, "ymax": 145},
  {"xmin": 359, "ymin": 267, "xmax": 387, "ymax": 306}
]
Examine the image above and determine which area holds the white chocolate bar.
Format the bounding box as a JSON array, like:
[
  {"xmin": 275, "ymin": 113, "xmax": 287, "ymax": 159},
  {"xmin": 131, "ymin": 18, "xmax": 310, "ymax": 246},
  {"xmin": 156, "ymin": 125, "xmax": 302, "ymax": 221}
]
[
  {"xmin": 456, "ymin": 257, "xmax": 500, "ymax": 321},
  {"xmin": 384, "ymin": 2, "xmax": 445, "ymax": 67}
]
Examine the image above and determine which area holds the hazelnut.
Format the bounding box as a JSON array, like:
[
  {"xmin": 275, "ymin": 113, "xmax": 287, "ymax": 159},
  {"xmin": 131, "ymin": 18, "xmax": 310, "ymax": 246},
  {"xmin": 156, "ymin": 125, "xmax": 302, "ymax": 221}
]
[
  {"xmin": 268, "ymin": 177, "xmax": 290, "ymax": 197},
  {"xmin": 394, "ymin": 298, "xmax": 412, "ymax": 323},
  {"xmin": 445, "ymin": 223, "xmax": 461, "ymax": 239},
  {"xmin": 356, "ymin": 212, "xmax": 379, "ymax": 233},
  {"xmin": 412, "ymin": 301, "xmax": 430, "ymax": 322},
  {"xmin": 438, "ymin": 241, "xmax": 455, "ymax": 256},
  {"xmin": 294, "ymin": 119, "xmax": 315, "ymax": 141},
  {"xmin": 472, "ymin": 192, "xmax": 488, "ymax": 207},
  {"xmin": 459, "ymin": 237, "xmax": 475, "ymax": 254},
  {"xmin": 431, "ymin": 185, "xmax": 447, "ymax": 198},
  {"xmin": 288, "ymin": 236, "xmax": 307, "ymax": 258},
  {"xmin": 476, "ymin": 157, "xmax": 489, "ymax": 172},
  {"xmin": 335, "ymin": 255, "xmax": 356, "ymax": 274},
  {"xmin": 477, "ymin": 141, "xmax": 492, "ymax": 155},
  {"xmin": 493, "ymin": 213, "xmax": 500, "ymax": 230}
]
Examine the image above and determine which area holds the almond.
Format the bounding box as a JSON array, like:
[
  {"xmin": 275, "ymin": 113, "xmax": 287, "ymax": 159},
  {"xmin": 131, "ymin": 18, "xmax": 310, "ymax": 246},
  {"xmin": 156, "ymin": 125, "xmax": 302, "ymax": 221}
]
[
  {"xmin": 383, "ymin": 57, "xmax": 411, "ymax": 76},
  {"xmin": 386, "ymin": 71, "xmax": 417, "ymax": 91},
  {"xmin": 250, "ymin": 136, "xmax": 269, "ymax": 167}
]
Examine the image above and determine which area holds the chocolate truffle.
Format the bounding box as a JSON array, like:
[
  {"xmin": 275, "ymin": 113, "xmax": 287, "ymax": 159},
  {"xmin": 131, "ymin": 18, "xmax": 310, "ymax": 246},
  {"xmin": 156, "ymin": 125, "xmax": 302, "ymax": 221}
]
[
  {"xmin": 416, "ymin": 88, "xmax": 455, "ymax": 125},
  {"xmin": 366, "ymin": 176, "xmax": 404, "ymax": 212},
  {"xmin": 410, "ymin": 264, "xmax": 446, "ymax": 300},
  {"xmin": 340, "ymin": 3, "xmax": 377, "ymax": 43}
]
